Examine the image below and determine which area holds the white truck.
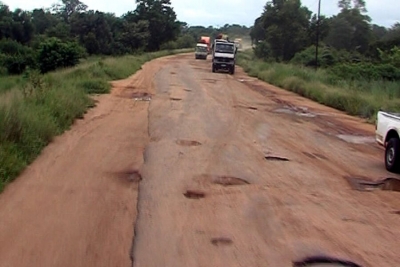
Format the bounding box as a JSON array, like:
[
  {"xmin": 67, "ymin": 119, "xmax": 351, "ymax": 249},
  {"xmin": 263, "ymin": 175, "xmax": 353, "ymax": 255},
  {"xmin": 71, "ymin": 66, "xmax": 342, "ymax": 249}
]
[
  {"xmin": 376, "ymin": 110, "xmax": 400, "ymax": 172},
  {"xmin": 211, "ymin": 39, "xmax": 236, "ymax": 75},
  {"xmin": 195, "ymin": 43, "xmax": 208, "ymax": 60}
]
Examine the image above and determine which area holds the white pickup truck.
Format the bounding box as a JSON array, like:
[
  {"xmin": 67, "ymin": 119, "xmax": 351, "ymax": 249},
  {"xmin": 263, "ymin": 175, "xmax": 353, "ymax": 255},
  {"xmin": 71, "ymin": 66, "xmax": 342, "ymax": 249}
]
[{"xmin": 376, "ymin": 110, "xmax": 400, "ymax": 172}]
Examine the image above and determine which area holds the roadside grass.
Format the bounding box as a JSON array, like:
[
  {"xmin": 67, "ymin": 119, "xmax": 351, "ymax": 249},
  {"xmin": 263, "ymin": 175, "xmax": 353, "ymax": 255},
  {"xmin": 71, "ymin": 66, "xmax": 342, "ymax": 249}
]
[
  {"xmin": 0, "ymin": 48, "xmax": 192, "ymax": 192},
  {"xmin": 237, "ymin": 50, "xmax": 400, "ymax": 123}
]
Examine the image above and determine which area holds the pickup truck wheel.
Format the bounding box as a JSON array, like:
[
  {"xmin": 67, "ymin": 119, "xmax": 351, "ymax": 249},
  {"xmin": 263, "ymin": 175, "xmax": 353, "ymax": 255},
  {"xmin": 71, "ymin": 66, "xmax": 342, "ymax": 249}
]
[
  {"xmin": 230, "ymin": 66, "xmax": 235, "ymax": 75},
  {"xmin": 212, "ymin": 64, "xmax": 216, "ymax": 73},
  {"xmin": 385, "ymin": 138, "xmax": 400, "ymax": 173}
]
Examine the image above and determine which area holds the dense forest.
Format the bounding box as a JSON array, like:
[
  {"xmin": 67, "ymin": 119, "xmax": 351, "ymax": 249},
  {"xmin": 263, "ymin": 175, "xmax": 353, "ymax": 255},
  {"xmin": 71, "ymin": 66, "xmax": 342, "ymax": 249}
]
[
  {"xmin": 0, "ymin": 0, "xmax": 250, "ymax": 75},
  {"xmin": 249, "ymin": 0, "xmax": 400, "ymax": 81}
]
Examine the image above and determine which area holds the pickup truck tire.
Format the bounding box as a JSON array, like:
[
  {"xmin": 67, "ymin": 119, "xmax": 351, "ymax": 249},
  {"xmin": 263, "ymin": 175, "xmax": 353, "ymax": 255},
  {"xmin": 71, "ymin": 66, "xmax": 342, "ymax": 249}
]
[
  {"xmin": 230, "ymin": 66, "xmax": 235, "ymax": 75},
  {"xmin": 212, "ymin": 64, "xmax": 216, "ymax": 73},
  {"xmin": 385, "ymin": 138, "xmax": 400, "ymax": 173}
]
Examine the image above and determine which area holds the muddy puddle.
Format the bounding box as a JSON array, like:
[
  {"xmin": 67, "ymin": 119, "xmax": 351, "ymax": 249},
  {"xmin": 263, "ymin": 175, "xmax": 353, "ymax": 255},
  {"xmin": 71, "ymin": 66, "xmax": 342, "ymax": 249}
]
[
  {"xmin": 345, "ymin": 176, "xmax": 400, "ymax": 192},
  {"xmin": 337, "ymin": 135, "xmax": 375, "ymax": 144},
  {"xmin": 273, "ymin": 106, "xmax": 318, "ymax": 118},
  {"xmin": 132, "ymin": 92, "xmax": 152, "ymax": 101}
]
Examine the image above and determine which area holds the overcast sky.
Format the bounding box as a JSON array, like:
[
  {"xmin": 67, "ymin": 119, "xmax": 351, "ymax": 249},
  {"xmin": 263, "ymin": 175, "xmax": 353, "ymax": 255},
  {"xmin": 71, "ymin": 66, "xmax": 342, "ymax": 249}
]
[{"xmin": 3, "ymin": 0, "xmax": 399, "ymax": 28}]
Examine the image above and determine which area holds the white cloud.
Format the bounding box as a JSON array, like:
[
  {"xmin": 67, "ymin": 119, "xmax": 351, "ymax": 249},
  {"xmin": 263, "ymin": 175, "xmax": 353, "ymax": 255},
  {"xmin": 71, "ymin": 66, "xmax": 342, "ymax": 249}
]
[{"xmin": 2, "ymin": 0, "xmax": 399, "ymax": 27}]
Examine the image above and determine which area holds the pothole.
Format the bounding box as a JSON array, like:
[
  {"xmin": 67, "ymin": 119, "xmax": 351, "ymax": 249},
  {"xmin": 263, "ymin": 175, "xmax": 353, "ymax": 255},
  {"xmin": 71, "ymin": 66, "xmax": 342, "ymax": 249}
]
[
  {"xmin": 274, "ymin": 106, "xmax": 317, "ymax": 118},
  {"xmin": 303, "ymin": 152, "xmax": 317, "ymax": 159},
  {"xmin": 184, "ymin": 190, "xmax": 205, "ymax": 199},
  {"xmin": 234, "ymin": 104, "xmax": 258, "ymax": 110},
  {"xmin": 212, "ymin": 176, "xmax": 250, "ymax": 186},
  {"xmin": 265, "ymin": 156, "xmax": 290, "ymax": 161},
  {"xmin": 238, "ymin": 78, "xmax": 253, "ymax": 82},
  {"xmin": 132, "ymin": 92, "xmax": 151, "ymax": 101},
  {"xmin": 170, "ymin": 97, "xmax": 182, "ymax": 101},
  {"xmin": 293, "ymin": 256, "xmax": 363, "ymax": 267},
  {"xmin": 210, "ymin": 237, "xmax": 233, "ymax": 246},
  {"xmin": 202, "ymin": 78, "xmax": 217, "ymax": 83},
  {"xmin": 176, "ymin": 140, "xmax": 202, "ymax": 146},
  {"xmin": 337, "ymin": 135, "xmax": 375, "ymax": 144},
  {"xmin": 113, "ymin": 170, "xmax": 142, "ymax": 184},
  {"xmin": 183, "ymin": 89, "xmax": 192, "ymax": 92},
  {"xmin": 345, "ymin": 176, "xmax": 400, "ymax": 192},
  {"xmin": 314, "ymin": 153, "xmax": 328, "ymax": 160},
  {"xmin": 303, "ymin": 152, "xmax": 328, "ymax": 160}
]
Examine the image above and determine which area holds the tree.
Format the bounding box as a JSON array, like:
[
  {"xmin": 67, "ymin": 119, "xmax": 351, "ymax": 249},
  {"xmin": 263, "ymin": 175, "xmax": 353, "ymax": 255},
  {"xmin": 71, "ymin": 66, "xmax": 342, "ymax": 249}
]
[
  {"xmin": 70, "ymin": 10, "xmax": 114, "ymax": 54},
  {"xmin": 325, "ymin": 16, "xmax": 353, "ymax": 51},
  {"xmin": 130, "ymin": 0, "xmax": 180, "ymax": 51},
  {"xmin": 338, "ymin": 0, "xmax": 367, "ymax": 13},
  {"xmin": 371, "ymin": 24, "xmax": 388, "ymax": 42},
  {"xmin": 250, "ymin": 17, "xmax": 265, "ymax": 44},
  {"xmin": 325, "ymin": 4, "xmax": 371, "ymax": 53},
  {"xmin": 31, "ymin": 9, "xmax": 58, "ymax": 35},
  {"xmin": 308, "ymin": 14, "xmax": 329, "ymax": 47},
  {"xmin": 52, "ymin": 0, "xmax": 88, "ymax": 23},
  {"xmin": 116, "ymin": 20, "xmax": 150, "ymax": 53},
  {"xmin": 10, "ymin": 9, "xmax": 34, "ymax": 44},
  {"xmin": 258, "ymin": 0, "xmax": 312, "ymax": 61}
]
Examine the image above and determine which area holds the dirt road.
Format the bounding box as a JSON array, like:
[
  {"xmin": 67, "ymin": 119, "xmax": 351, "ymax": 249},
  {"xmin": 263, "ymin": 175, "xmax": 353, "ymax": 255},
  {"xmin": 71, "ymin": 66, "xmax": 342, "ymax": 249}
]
[{"xmin": 0, "ymin": 53, "xmax": 399, "ymax": 267}]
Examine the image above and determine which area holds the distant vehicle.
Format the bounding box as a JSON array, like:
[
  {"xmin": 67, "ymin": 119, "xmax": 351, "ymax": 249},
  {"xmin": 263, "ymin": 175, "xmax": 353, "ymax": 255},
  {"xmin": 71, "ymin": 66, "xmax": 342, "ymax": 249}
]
[
  {"xmin": 376, "ymin": 110, "xmax": 400, "ymax": 172},
  {"xmin": 200, "ymin": 36, "xmax": 211, "ymax": 54},
  {"xmin": 234, "ymin": 38, "xmax": 242, "ymax": 49},
  {"xmin": 211, "ymin": 39, "xmax": 236, "ymax": 75},
  {"xmin": 195, "ymin": 43, "xmax": 208, "ymax": 60}
]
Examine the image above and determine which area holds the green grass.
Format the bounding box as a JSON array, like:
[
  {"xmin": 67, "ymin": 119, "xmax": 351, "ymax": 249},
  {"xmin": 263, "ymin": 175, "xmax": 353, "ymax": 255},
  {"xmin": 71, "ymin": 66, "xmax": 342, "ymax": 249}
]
[
  {"xmin": 0, "ymin": 48, "xmax": 191, "ymax": 192},
  {"xmin": 237, "ymin": 50, "xmax": 400, "ymax": 122}
]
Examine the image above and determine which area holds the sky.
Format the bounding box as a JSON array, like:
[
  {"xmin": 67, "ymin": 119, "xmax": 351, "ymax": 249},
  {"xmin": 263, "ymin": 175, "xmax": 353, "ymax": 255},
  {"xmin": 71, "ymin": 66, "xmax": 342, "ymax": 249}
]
[{"xmin": 3, "ymin": 0, "xmax": 399, "ymax": 28}]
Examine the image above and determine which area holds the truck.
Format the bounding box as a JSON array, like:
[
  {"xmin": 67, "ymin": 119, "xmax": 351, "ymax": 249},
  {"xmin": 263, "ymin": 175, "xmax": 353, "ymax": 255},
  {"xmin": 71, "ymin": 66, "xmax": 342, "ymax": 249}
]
[
  {"xmin": 200, "ymin": 36, "xmax": 211, "ymax": 54},
  {"xmin": 234, "ymin": 38, "xmax": 242, "ymax": 50},
  {"xmin": 211, "ymin": 39, "xmax": 236, "ymax": 75},
  {"xmin": 195, "ymin": 43, "xmax": 208, "ymax": 60},
  {"xmin": 376, "ymin": 110, "xmax": 400, "ymax": 172}
]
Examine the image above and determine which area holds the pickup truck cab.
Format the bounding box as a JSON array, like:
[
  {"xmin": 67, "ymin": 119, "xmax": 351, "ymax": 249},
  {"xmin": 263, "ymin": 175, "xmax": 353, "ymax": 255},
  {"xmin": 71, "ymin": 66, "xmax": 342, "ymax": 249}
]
[{"xmin": 376, "ymin": 110, "xmax": 400, "ymax": 172}]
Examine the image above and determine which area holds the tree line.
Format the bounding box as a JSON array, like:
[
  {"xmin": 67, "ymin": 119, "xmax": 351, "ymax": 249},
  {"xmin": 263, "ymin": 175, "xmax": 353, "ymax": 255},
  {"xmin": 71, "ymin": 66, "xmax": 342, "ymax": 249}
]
[
  {"xmin": 0, "ymin": 0, "xmax": 250, "ymax": 75},
  {"xmin": 250, "ymin": 0, "xmax": 400, "ymax": 80}
]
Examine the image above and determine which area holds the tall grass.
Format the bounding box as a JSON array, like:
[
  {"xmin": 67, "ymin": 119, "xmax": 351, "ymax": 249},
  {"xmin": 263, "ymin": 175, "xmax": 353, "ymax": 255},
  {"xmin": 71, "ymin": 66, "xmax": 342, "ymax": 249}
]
[
  {"xmin": 0, "ymin": 48, "xmax": 191, "ymax": 192},
  {"xmin": 237, "ymin": 50, "xmax": 400, "ymax": 122}
]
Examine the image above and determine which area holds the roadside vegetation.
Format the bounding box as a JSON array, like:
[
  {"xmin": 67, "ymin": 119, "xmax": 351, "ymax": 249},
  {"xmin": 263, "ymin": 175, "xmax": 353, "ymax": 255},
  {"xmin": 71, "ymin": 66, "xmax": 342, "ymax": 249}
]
[
  {"xmin": 246, "ymin": 0, "xmax": 400, "ymax": 121},
  {"xmin": 0, "ymin": 49, "xmax": 190, "ymax": 192},
  {"xmin": 238, "ymin": 50, "xmax": 400, "ymax": 122},
  {"xmin": 0, "ymin": 0, "xmax": 253, "ymax": 191}
]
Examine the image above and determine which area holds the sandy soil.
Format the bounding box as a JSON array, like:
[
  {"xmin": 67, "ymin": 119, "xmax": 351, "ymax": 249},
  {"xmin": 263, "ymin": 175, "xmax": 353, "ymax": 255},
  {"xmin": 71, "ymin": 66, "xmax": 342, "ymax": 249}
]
[{"xmin": 0, "ymin": 53, "xmax": 399, "ymax": 267}]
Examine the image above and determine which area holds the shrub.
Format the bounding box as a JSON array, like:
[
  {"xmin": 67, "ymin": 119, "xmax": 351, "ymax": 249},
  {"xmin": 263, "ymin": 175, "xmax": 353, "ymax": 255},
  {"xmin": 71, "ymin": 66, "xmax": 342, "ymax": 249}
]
[
  {"xmin": 291, "ymin": 45, "xmax": 336, "ymax": 67},
  {"xmin": 291, "ymin": 45, "xmax": 367, "ymax": 68},
  {"xmin": 0, "ymin": 39, "xmax": 37, "ymax": 74},
  {"xmin": 237, "ymin": 51, "xmax": 400, "ymax": 122},
  {"xmin": 37, "ymin": 37, "xmax": 86, "ymax": 73},
  {"xmin": 253, "ymin": 41, "xmax": 272, "ymax": 60},
  {"xmin": 330, "ymin": 63, "xmax": 400, "ymax": 81},
  {"xmin": 78, "ymin": 79, "xmax": 110, "ymax": 94},
  {"xmin": 160, "ymin": 41, "xmax": 178, "ymax": 50},
  {"xmin": 176, "ymin": 34, "xmax": 196, "ymax": 49},
  {"xmin": 0, "ymin": 48, "xmax": 191, "ymax": 191}
]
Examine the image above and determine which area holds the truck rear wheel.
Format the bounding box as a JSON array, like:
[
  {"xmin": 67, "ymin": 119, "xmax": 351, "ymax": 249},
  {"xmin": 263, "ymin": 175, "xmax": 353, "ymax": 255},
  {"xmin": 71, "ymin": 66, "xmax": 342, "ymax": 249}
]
[
  {"xmin": 212, "ymin": 64, "xmax": 216, "ymax": 73},
  {"xmin": 385, "ymin": 138, "xmax": 400, "ymax": 173}
]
